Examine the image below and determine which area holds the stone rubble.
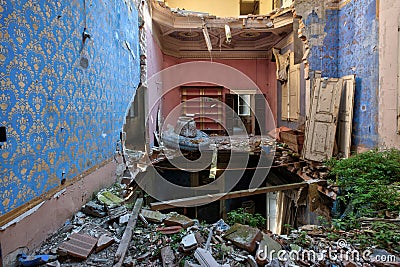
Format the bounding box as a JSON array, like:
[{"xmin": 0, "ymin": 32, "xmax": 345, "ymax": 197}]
[
  {"xmin": 32, "ymin": 180, "xmax": 399, "ymax": 267},
  {"xmin": 30, "ymin": 146, "xmax": 398, "ymax": 267}
]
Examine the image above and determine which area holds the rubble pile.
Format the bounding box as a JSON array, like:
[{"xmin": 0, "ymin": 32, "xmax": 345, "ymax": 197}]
[
  {"xmin": 25, "ymin": 146, "xmax": 398, "ymax": 267},
  {"xmin": 29, "ymin": 180, "xmax": 399, "ymax": 267}
]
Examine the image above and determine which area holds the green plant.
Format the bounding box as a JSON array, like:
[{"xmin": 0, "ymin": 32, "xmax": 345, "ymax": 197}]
[
  {"xmin": 326, "ymin": 232, "xmax": 340, "ymax": 241},
  {"xmin": 294, "ymin": 230, "xmax": 310, "ymax": 247},
  {"xmin": 317, "ymin": 215, "xmax": 331, "ymax": 228},
  {"xmin": 283, "ymin": 223, "xmax": 294, "ymax": 233},
  {"xmin": 327, "ymin": 149, "xmax": 400, "ymax": 250},
  {"xmin": 227, "ymin": 208, "xmax": 266, "ymax": 228},
  {"xmin": 370, "ymin": 222, "xmax": 400, "ymax": 247},
  {"xmin": 327, "ymin": 149, "xmax": 400, "ymax": 224},
  {"xmin": 170, "ymin": 230, "xmax": 185, "ymax": 250}
]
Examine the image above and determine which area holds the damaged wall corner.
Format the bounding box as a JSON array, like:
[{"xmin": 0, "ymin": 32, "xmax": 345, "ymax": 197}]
[
  {"xmin": 293, "ymin": 0, "xmax": 380, "ymax": 151},
  {"xmin": 0, "ymin": 0, "xmax": 141, "ymax": 262}
]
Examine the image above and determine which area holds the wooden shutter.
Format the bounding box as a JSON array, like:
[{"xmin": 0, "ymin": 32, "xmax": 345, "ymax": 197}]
[
  {"xmin": 302, "ymin": 78, "xmax": 344, "ymax": 162},
  {"xmin": 255, "ymin": 94, "xmax": 266, "ymax": 135},
  {"xmin": 281, "ymin": 52, "xmax": 300, "ymax": 122},
  {"xmin": 337, "ymin": 75, "xmax": 355, "ymax": 158},
  {"xmin": 288, "ymin": 64, "xmax": 300, "ymax": 120},
  {"xmin": 281, "ymin": 81, "xmax": 289, "ymax": 120}
]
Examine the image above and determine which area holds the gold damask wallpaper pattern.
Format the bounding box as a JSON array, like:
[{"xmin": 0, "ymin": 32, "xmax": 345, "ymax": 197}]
[{"xmin": 0, "ymin": 0, "xmax": 140, "ymax": 214}]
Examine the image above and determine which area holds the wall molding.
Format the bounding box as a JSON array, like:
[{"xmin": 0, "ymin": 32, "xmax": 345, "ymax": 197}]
[{"xmin": 0, "ymin": 158, "xmax": 113, "ymax": 228}]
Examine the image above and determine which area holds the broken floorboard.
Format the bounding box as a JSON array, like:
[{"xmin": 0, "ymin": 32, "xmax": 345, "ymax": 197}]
[
  {"xmin": 150, "ymin": 181, "xmax": 310, "ymax": 210},
  {"xmin": 114, "ymin": 198, "xmax": 143, "ymax": 267}
]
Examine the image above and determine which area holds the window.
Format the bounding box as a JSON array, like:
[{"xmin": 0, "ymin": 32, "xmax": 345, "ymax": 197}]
[
  {"xmin": 240, "ymin": 0, "xmax": 259, "ymax": 15},
  {"xmin": 273, "ymin": 0, "xmax": 292, "ymax": 9},
  {"xmin": 238, "ymin": 94, "xmax": 251, "ymax": 116}
]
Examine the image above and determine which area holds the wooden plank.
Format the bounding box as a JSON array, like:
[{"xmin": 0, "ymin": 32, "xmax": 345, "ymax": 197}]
[
  {"xmin": 302, "ymin": 78, "xmax": 344, "ymax": 162},
  {"xmin": 150, "ymin": 182, "xmax": 308, "ymax": 211},
  {"xmin": 337, "ymin": 75, "xmax": 355, "ymax": 158},
  {"xmin": 114, "ymin": 198, "xmax": 143, "ymax": 267},
  {"xmin": 194, "ymin": 248, "xmax": 230, "ymax": 267},
  {"xmin": 288, "ymin": 63, "xmax": 301, "ymax": 121}
]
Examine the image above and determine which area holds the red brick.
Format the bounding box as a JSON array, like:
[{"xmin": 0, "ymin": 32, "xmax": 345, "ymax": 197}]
[{"xmin": 58, "ymin": 233, "xmax": 98, "ymax": 259}]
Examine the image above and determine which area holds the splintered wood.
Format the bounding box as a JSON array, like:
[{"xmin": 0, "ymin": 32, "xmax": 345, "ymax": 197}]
[{"xmin": 113, "ymin": 198, "xmax": 143, "ymax": 267}]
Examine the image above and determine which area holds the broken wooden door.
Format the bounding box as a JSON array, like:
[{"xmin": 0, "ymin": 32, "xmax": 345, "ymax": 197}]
[
  {"xmin": 266, "ymin": 192, "xmax": 278, "ymax": 234},
  {"xmin": 336, "ymin": 75, "xmax": 355, "ymax": 158},
  {"xmin": 255, "ymin": 94, "xmax": 266, "ymax": 135},
  {"xmin": 302, "ymin": 78, "xmax": 344, "ymax": 162},
  {"xmin": 225, "ymin": 94, "xmax": 236, "ymax": 134}
]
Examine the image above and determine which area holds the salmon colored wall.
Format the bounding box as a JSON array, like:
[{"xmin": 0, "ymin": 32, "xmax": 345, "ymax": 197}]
[
  {"xmin": 161, "ymin": 55, "xmax": 278, "ymax": 126},
  {"xmin": 0, "ymin": 161, "xmax": 117, "ymax": 265},
  {"xmin": 378, "ymin": 0, "xmax": 400, "ymax": 149},
  {"xmin": 145, "ymin": 10, "xmax": 165, "ymax": 146}
]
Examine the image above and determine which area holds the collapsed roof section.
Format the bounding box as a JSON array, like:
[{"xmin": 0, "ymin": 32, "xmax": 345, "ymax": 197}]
[{"xmin": 151, "ymin": 0, "xmax": 295, "ymax": 58}]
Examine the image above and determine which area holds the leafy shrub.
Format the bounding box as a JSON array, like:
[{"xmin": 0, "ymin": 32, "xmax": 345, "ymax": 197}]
[
  {"xmin": 327, "ymin": 148, "xmax": 400, "ymax": 222},
  {"xmin": 227, "ymin": 208, "xmax": 266, "ymax": 228}
]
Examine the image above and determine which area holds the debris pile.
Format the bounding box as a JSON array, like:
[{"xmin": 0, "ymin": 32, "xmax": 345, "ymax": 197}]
[{"xmin": 29, "ymin": 181, "xmax": 399, "ymax": 267}]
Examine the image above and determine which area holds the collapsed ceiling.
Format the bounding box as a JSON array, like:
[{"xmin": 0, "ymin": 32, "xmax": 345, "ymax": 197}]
[{"xmin": 151, "ymin": 0, "xmax": 295, "ymax": 59}]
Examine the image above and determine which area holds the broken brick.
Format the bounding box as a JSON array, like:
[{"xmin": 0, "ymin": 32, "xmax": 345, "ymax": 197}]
[
  {"xmin": 164, "ymin": 213, "xmax": 194, "ymax": 228},
  {"xmin": 95, "ymin": 234, "xmax": 114, "ymax": 252},
  {"xmin": 81, "ymin": 201, "xmax": 106, "ymax": 218},
  {"xmin": 156, "ymin": 225, "xmax": 183, "ymax": 235},
  {"xmin": 57, "ymin": 233, "xmax": 98, "ymax": 259}
]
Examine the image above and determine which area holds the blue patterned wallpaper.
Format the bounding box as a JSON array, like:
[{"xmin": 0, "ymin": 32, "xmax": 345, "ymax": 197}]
[
  {"xmin": 0, "ymin": 0, "xmax": 140, "ymax": 214},
  {"xmin": 303, "ymin": 0, "xmax": 379, "ymax": 149},
  {"xmin": 305, "ymin": 9, "xmax": 339, "ymax": 78},
  {"xmin": 338, "ymin": 0, "xmax": 379, "ymax": 148}
]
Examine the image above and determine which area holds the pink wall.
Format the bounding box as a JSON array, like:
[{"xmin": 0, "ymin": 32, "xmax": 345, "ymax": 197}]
[
  {"xmin": 145, "ymin": 33, "xmax": 278, "ymax": 141},
  {"xmin": 146, "ymin": 23, "xmax": 164, "ymax": 146},
  {"xmin": 378, "ymin": 1, "xmax": 400, "ymax": 149},
  {"xmin": 161, "ymin": 55, "xmax": 278, "ymax": 126},
  {"xmin": 0, "ymin": 161, "xmax": 117, "ymax": 265}
]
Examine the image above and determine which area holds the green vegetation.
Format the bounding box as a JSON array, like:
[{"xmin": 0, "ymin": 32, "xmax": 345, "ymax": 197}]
[
  {"xmin": 324, "ymin": 149, "xmax": 400, "ymax": 250},
  {"xmin": 227, "ymin": 208, "xmax": 266, "ymax": 228},
  {"xmin": 327, "ymin": 149, "xmax": 400, "ymax": 222}
]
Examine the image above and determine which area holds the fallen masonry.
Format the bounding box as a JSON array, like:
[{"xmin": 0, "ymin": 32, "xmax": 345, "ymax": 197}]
[{"xmin": 28, "ymin": 181, "xmax": 400, "ymax": 267}]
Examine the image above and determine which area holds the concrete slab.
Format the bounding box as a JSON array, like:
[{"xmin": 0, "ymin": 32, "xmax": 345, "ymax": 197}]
[
  {"xmin": 141, "ymin": 209, "xmax": 166, "ymax": 223},
  {"xmin": 222, "ymin": 223, "xmax": 262, "ymax": 253}
]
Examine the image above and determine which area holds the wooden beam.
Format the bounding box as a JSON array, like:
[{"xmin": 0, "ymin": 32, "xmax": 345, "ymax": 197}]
[
  {"xmin": 150, "ymin": 182, "xmax": 308, "ymax": 211},
  {"xmin": 114, "ymin": 198, "xmax": 143, "ymax": 267}
]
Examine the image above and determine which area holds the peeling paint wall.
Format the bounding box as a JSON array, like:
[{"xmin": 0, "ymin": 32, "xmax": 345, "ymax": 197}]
[
  {"xmin": 337, "ymin": 0, "xmax": 379, "ymax": 150},
  {"xmin": 295, "ymin": 0, "xmax": 379, "ymax": 150},
  {"xmin": 0, "ymin": 0, "xmax": 140, "ymax": 215},
  {"xmin": 378, "ymin": 0, "xmax": 400, "ymax": 149}
]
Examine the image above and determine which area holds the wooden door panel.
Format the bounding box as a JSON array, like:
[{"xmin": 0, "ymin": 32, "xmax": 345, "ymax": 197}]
[{"xmin": 303, "ymin": 78, "xmax": 343, "ymax": 162}]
